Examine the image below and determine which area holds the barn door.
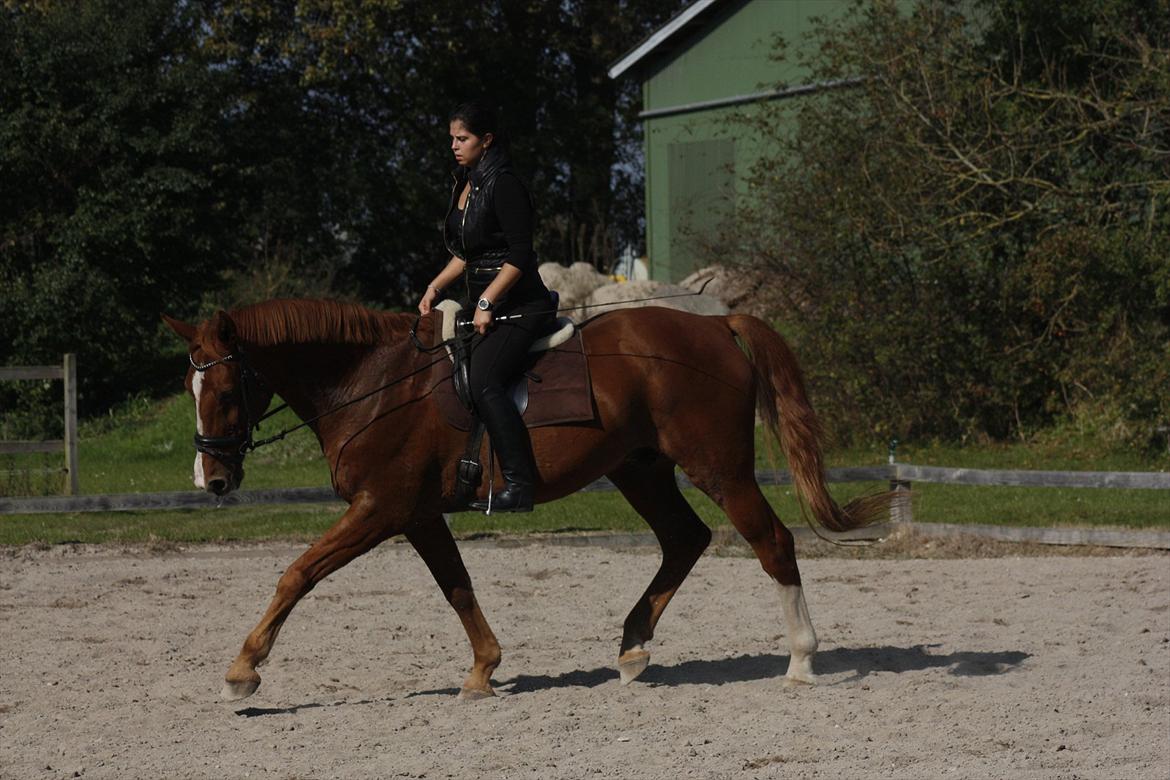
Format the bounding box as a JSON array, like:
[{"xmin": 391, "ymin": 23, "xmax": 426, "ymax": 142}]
[{"xmin": 668, "ymin": 139, "xmax": 735, "ymax": 281}]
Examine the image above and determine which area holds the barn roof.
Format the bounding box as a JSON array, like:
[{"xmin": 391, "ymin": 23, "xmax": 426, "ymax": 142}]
[{"xmin": 607, "ymin": 0, "xmax": 724, "ymax": 79}]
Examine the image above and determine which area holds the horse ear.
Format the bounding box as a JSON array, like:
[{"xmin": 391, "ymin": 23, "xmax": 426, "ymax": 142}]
[
  {"xmin": 210, "ymin": 310, "xmax": 237, "ymax": 346},
  {"xmin": 161, "ymin": 313, "xmax": 196, "ymax": 342}
]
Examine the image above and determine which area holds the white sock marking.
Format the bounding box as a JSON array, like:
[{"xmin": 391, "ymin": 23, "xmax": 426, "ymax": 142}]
[{"xmin": 774, "ymin": 582, "xmax": 818, "ymax": 682}]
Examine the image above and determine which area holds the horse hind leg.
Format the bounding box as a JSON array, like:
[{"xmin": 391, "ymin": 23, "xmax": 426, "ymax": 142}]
[
  {"xmin": 607, "ymin": 454, "xmax": 712, "ymax": 685},
  {"xmin": 688, "ymin": 470, "xmax": 819, "ymax": 685}
]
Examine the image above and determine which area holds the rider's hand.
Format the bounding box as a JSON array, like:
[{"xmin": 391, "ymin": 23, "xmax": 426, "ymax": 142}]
[
  {"xmin": 418, "ymin": 287, "xmax": 439, "ymax": 316},
  {"xmin": 473, "ymin": 306, "xmax": 493, "ymax": 336}
]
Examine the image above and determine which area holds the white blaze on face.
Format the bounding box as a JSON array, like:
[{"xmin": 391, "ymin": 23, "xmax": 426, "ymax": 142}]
[{"xmin": 192, "ymin": 369, "xmax": 206, "ymax": 489}]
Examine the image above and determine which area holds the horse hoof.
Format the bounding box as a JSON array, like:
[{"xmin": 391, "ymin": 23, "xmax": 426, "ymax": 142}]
[
  {"xmin": 618, "ymin": 648, "xmax": 651, "ymax": 685},
  {"xmin": 784, "ymin": 654, "xmax": 816, "ymax": 687},
  {"xmin": 458, "ymin": 686, "xmax": 496, "ymax": 701},
  {"xmin": 221, "ymin": 677, "xmax": 261, "ymax": 701}
]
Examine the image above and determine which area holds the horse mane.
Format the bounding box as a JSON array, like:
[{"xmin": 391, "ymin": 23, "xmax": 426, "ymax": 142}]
[{"xmin": 228, "ymin": 299, "xmax": 411, "ymax": 347}]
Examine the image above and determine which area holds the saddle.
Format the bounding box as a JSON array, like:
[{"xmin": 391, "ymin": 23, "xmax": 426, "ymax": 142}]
[
  {"xmin": 426, "ymin": 299, "xmax": 596, "ymax": 508},
  {"xmin": 428, "ymin": 299, "xmax": 594, "ymax": 431}
]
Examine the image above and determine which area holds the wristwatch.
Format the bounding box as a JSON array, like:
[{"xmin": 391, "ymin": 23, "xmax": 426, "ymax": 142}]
[{"xmin": 477, "ymin": 297, "xmax": 494, "ymax": 312}]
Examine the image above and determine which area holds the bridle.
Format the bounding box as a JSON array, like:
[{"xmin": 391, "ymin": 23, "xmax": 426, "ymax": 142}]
[
  {"xmin": 189, "ymin": 336, "xmax": 454, "ymax": 469},
  {"xmin": 190, "ymin": 347, "xmax": 286, "ymax": 466}
]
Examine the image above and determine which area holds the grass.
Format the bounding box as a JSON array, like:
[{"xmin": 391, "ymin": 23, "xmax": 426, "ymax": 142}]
[
  {"xmin": 0, "ymin": 392, "xmax": 1166, "ymax": 545},
  {"xmin": 909, "ymin": 484, "xmax": 1168, "ymax": 528}
]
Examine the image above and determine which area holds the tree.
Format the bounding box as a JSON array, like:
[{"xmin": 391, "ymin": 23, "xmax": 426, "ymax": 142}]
[
  {"xmin": 720, "ymin": 0, "xmax": 1169, "ymax": 445},
  {"xmin": 1, "ymin": 0, "xmax": 684, "ymax": 423},
  {"xmin": 200, "ymin": 0, "xmax": 683, "ymax": 298},
  {"xmin": 0, "ymin": 0, "xmax": 238, "ymax": 421}
]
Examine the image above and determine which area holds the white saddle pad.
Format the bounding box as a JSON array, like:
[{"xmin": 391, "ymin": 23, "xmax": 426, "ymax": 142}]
[{"xmin": 436, "ymin": 299, "xmax": 574, "ymax": 352}]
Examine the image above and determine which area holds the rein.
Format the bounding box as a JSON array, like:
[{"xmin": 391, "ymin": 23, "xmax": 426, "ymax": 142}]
[
  {"xmin": 191, "ymin": 325, "xmax": 472, "ymax": 466},
  {"xmin": 193, "ymin": 283, "xmax": 707, "ymax": 467}
]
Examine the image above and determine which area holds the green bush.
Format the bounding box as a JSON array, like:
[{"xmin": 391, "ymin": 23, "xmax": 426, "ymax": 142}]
[{"xmin": 720, "ymin": 0, "xmax": 1169, "ymax": 448}]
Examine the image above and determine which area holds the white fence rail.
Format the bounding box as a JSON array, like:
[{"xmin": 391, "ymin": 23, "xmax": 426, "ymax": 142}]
[
  {"xmin": 2, "ymin": 463, "xmax": 1167, "ymax": 514},
  {"xmin": 2, "ymin": 463, "xmax": 1167, "ymax": 549}
]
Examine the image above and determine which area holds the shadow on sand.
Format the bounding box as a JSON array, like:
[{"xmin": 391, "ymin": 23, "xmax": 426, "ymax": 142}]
[
  {"xmin": 239, "ymin": 644, "xmax": 1030, "ymax": 710},
  {"xmin": 493, "ymin": 644, "xmax": 1030, "ymax": 695},
  {"xmin": 235, "ymin": 697, "xmax": 389, "ymax": 718}
]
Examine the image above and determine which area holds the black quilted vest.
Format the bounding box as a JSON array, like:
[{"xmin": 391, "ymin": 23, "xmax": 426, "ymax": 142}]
[{"xmin": 442, "ymin": 145, "xmax": 514, "ymax": 268}]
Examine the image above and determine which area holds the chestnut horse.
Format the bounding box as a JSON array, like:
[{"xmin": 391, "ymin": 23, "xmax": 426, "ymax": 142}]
[{"xmin": 163, "ymin": 299, "xmax": 889, "ymax": 701}]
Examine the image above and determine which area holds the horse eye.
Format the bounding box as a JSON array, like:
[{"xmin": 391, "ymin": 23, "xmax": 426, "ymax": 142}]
[{"xmin": 218, "ymin": 391, "xmax": 234, "ymax": 403}]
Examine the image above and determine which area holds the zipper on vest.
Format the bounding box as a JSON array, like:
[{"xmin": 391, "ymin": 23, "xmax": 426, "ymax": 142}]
[{"xmin": 459, "ymin": 184, "xmax": 475, "ymax": 252}]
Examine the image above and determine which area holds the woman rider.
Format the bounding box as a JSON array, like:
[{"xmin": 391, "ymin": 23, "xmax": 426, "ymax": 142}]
[{"xmin": 418, "ymin": 101, "xmax": 555, "ymax": 513}]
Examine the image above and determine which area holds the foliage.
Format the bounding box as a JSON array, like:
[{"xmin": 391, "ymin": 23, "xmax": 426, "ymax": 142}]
[
  {"xmin": 0, "ymin": 0, "xmax": 683, "ymax": 424},
  {"xmin": 0, "ymin": 0, "xmax": 238, "ymax": 423},
  {"xmin": 721, "ymin": 0, "xmax": 1170, "ymax": 447},
  {"xmin": 197, "ymin": 0, "xmax": 682, "ymax": 283}
]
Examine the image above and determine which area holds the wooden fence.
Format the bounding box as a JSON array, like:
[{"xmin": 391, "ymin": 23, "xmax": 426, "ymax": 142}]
[
  {"xmin": 0, "ymin": 354, "xmax": 79, "ymax": 495},
  {"xmin": 1, "ymin": 462, "xmax": 1167, "ymax": 548}
]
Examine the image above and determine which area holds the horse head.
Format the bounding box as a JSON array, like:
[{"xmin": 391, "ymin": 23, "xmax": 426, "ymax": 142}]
[{"xmin": 163, "ymin": 310, "xmax": 274, "ymax": 496}]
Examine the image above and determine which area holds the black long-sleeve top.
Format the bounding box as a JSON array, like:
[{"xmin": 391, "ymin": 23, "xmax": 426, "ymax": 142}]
[
  {"xmin": 445, "ymin": 163, "xmax": 550, "ymax": 310},
  {"xmin": 446, "ymin": 172, "xmax": 535, "ymax": 274}
]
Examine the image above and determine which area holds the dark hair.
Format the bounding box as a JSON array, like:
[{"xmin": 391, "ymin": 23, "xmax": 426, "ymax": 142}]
[{"xmin": 449, "ymin": 100, "xmax": 507, "ymax": 147}]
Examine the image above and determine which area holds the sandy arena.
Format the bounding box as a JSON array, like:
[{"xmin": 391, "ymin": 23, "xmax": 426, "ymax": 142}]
[{"xmin": 1, "ymin": 536, "xmax": 1167, "ymax": 779}]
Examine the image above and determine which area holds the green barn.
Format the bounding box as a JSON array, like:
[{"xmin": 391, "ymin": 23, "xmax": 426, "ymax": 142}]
[{"xmin": 609, "ymin": 0, "xmax": 855, "ymax": 282}]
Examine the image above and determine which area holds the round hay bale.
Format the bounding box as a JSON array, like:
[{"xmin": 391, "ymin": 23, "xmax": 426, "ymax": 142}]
[
  {"xmin": 538, "ymin": 261, "xmax": 610, "ymax": 311},
  {"xmin": 580, "ymin": 279, "xmax": 729, "ymax": 320},
  {"xmin": 680, "ymin": 264, "xmax": 769, "ymax": 310}
]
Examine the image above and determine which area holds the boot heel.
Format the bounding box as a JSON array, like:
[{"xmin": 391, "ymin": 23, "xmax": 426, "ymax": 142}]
[{"xmin": 469, "ymin": 482, "xmax": 533, "ymax": 513}]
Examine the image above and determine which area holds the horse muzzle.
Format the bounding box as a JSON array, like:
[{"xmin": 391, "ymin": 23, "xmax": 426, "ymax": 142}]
[{"xmin": 194, "ymin": 433, "xmax": 248, "ymax": 494}]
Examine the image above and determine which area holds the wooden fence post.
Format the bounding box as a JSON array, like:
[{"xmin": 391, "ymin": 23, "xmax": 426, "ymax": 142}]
[
  {"xmin": 889, "ymin": 478, "xmax": 912, "ymax": 524},
  {"xmin": 62, "ymin": 353, "xmax": 79, "ymax": 496}
]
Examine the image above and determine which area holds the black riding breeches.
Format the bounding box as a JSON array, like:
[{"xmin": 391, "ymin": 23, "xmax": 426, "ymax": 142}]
[{"xmin": 467, "ymin": 311, "xmax": 552, "ymax": 407}]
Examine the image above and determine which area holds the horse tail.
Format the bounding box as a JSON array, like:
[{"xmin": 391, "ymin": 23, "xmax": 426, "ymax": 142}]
[{"xmin": 727, "ymin": 314, "xmax": 891, "ymax": 534}]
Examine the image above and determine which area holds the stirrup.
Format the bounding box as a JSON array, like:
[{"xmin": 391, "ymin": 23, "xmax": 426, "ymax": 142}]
[{"xmin": 469, "ymin": 482, "xmax": 533, "ymax": 514}]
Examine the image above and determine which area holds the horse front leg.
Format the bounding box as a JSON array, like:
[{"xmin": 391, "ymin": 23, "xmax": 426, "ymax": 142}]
[
  {"xmin": 221, "ymin": 491, "xmax": 390, "ymax": 701},
  {"xmin": 405, "ymin": 514, "xmax": 501, "ymax": 700}
]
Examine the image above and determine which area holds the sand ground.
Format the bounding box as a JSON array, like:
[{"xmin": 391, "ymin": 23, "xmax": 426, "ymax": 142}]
[{"xmin": 1, "ymin": 538, "xmax": 1167, "ymax": 779}]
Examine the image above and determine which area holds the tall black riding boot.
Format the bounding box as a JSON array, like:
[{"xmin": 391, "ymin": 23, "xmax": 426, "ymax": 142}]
[{"xmin": 469, "ymin": 386, "xmax": 536, "ymax": 513}]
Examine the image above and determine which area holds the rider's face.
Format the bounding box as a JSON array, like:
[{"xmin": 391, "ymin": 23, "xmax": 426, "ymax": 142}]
[{"xmin": 450, "ymin": 120, "xmax": 492, "ymax": 168}]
